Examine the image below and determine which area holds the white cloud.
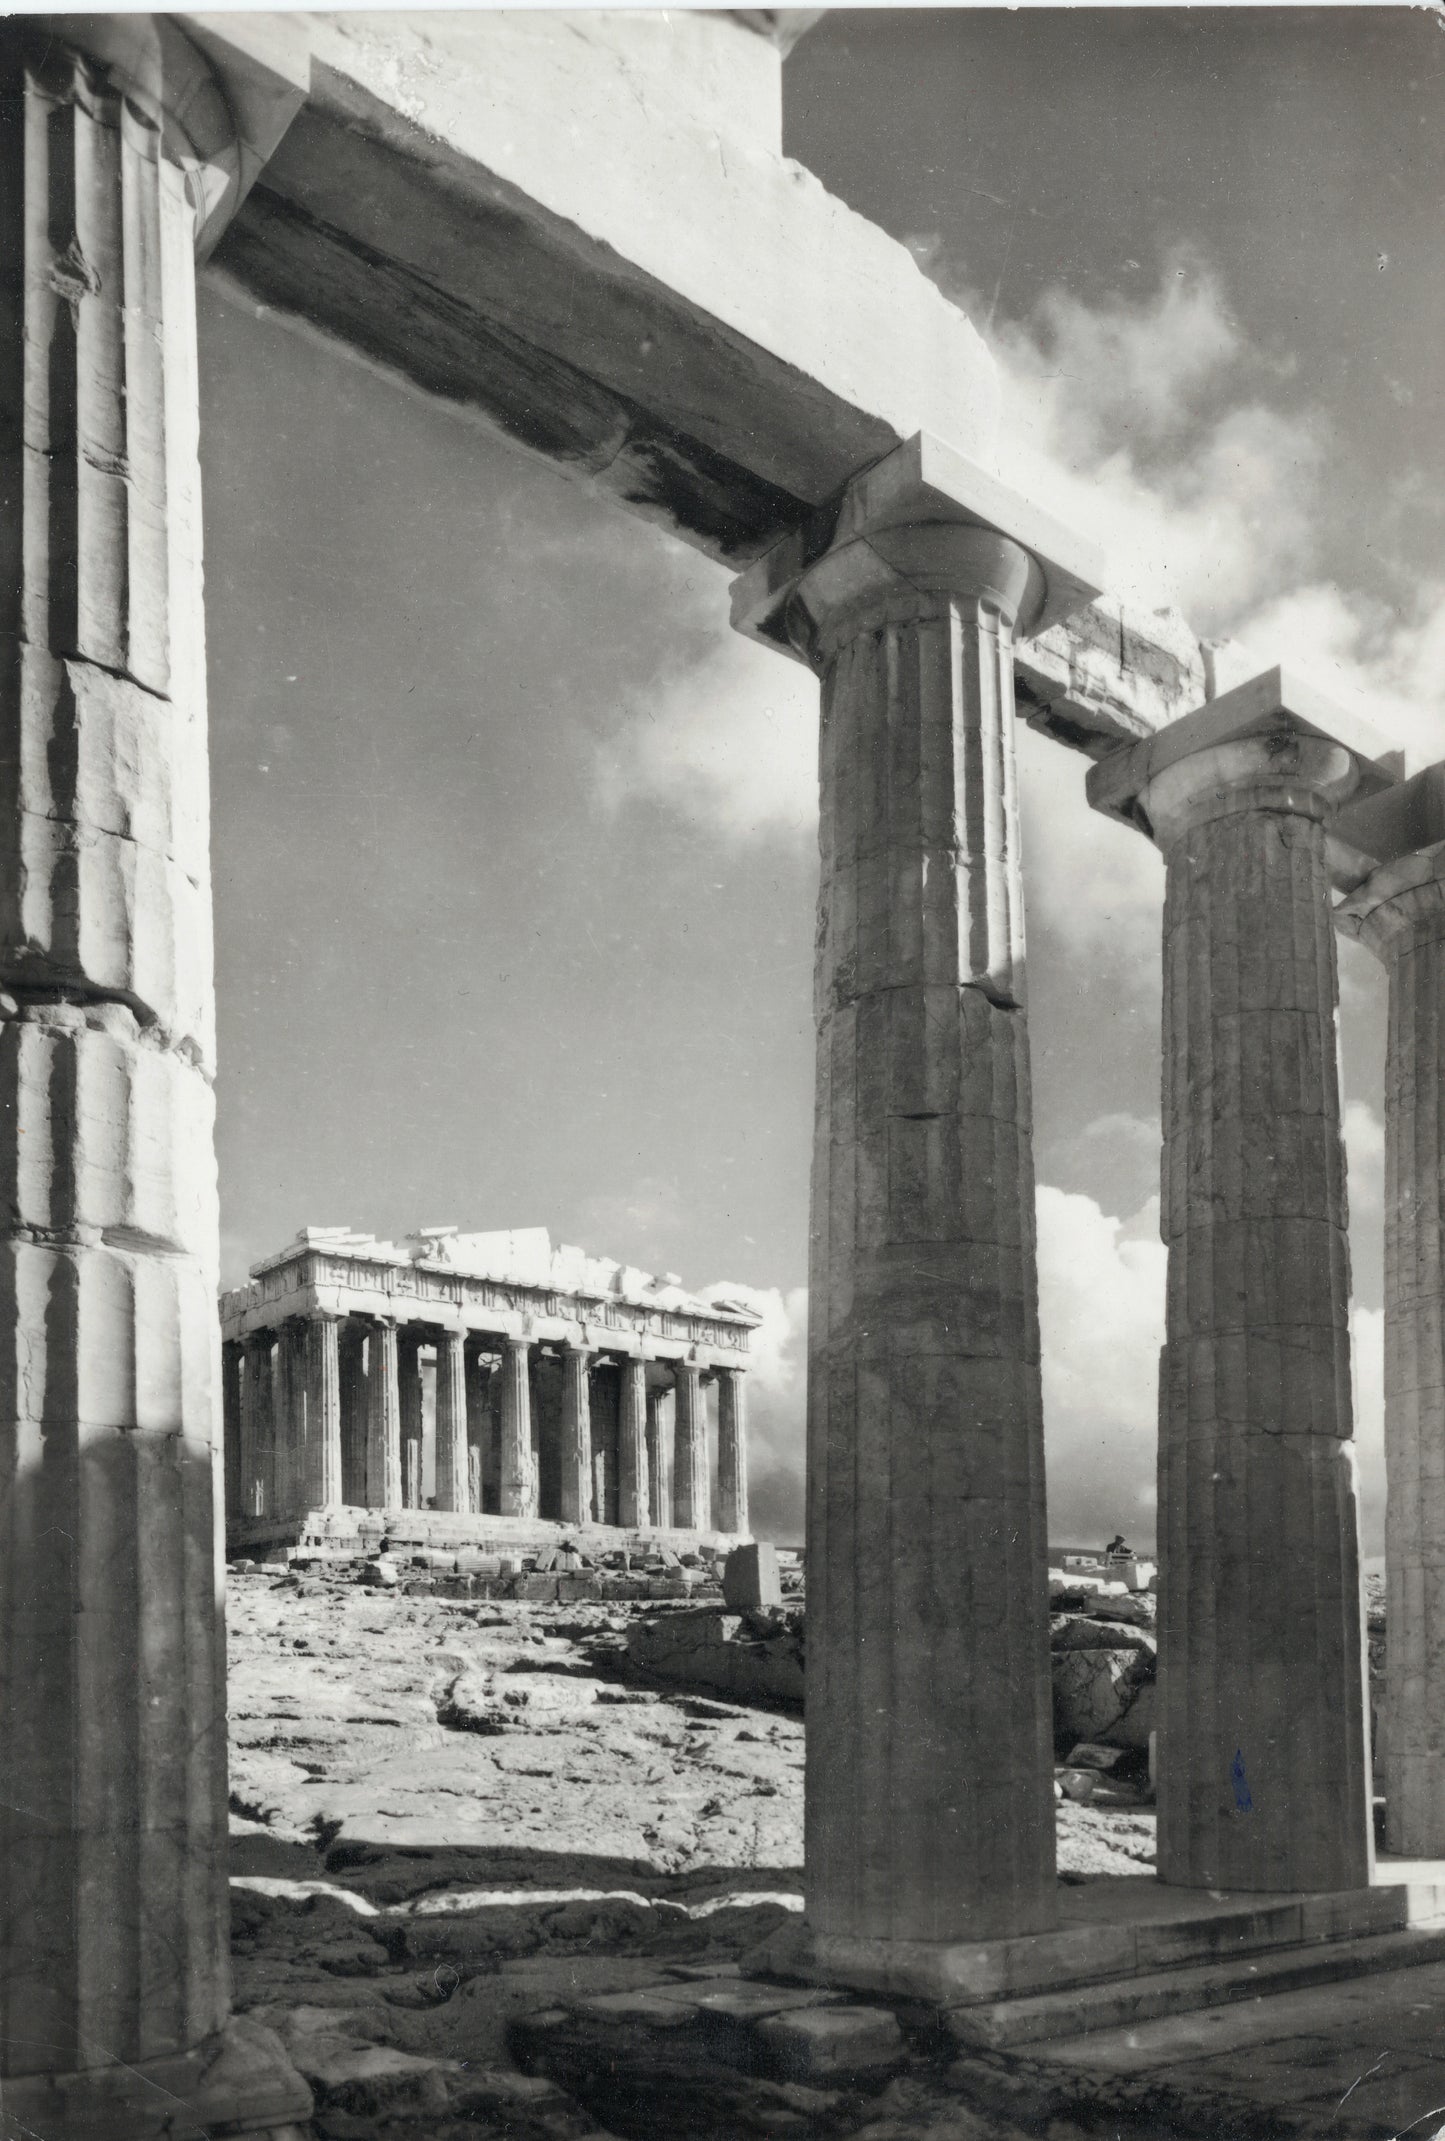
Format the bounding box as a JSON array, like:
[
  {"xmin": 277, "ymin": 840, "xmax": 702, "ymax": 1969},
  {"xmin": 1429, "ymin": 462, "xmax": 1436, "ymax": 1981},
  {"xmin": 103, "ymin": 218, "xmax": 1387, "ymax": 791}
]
[
  {"xmin": 986, "ymin": 258, "xmax": 1326, "ymax": 633},
  {"xmin": 1352, "ymin": 1303, "xmax": 1385, "ymax": 1558},
  {"xmin": 1344, "ymin": 1099, "xmax": 1385, "ymax": 1223},
  {"xmin": 1036, "ymin": 1185, "xmax": 1166, "ymax": 1546},
  {"xmin": 594, "ymin": 631, "xmax": 817, "ymax": 843}
]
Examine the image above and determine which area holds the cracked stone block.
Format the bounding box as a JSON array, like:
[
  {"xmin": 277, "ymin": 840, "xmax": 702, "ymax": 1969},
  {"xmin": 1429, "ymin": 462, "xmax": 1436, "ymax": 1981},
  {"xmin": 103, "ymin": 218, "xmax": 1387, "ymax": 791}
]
[
  {"xmin": 1051, "ymin": 1646, "xmax": 1155, "ymax": 1748},
  {"xmin": 753, "ymin": 2002, "xmax": 905, "ymax": 2079}
]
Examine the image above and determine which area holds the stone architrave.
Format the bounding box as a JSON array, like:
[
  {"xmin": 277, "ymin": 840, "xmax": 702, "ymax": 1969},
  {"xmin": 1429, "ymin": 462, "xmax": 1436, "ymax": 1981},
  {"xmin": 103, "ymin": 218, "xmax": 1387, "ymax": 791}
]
[
  {"xmin": 673, "ymin": 1365, "xmax": 711, "ymax": 1531},
  {"xmin": 307, "ymin": 1315, "xmax": 343, "ymax": 1508},
  {"xmin": 618, "ymin": 1358, "xmax": 650, "ymax": 1528},
  {"xmin": 244, "ymin": 1333, "xmax": 275, "ymax": 1518},
  {"xmin": 731, "ymin": 433, "xmax": 1102, "ymax": 1947},
  {"xmin": 339, "ymin": 1318, "xmax": 368, "ymax": 1506},
  {"xmin": 222, "ymin": 1339, "xmax": 244, "ymax": 1518},
  {"xmin": 398, "ymin": 1328, "xmax": 424, "ymax": 1510},
  {"xmin": 1338, "ymin": 810, "xmax": 1445, "ymax": 1854},
  {"xmin": 559, "ymin": 1344, "xmax": 594, "ymax": 1524},
  {"xmin": 716, "ymin": 1367, "xmax": 749, "ymax": 1535},
  {"xmin": 0, "ymin": 24, "xmax": 310, "ymax": 2135},
  {"xmin": 367, "ymin": 1318, "xmax": 403, "ymax": 1513},
  {"xmin": 1089, "ymin": 678, "xmax": 1378, "ymax": 1892},
  {"xmin": 646, "ymin": 1386, "xmax": 673, "ymax": 1526},
  {"xmin": 434, "ymin": 1331, "xmax": 469, "ymax": 1514},
  {"xmin": 500, "ymin": 1337, "xmax": 537, "ymax": 1517}
]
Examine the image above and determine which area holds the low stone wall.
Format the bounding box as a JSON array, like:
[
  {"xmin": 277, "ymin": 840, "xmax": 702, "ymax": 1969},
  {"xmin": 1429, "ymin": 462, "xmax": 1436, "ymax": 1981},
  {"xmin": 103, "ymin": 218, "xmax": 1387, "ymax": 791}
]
[
  {"xmin": 626, "ymin": 1607, "xmax": 805, "ymax": 1707},
  {"xmin": 229, "ymin": 1504, "xmax": 747, "ymax": 1564}
]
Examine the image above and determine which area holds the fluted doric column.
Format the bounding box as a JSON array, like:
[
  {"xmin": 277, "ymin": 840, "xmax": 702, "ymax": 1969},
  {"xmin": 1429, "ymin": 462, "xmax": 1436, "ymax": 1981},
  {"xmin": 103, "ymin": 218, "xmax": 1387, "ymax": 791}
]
[
  {"xmin": 1338, "ymin": 805, "xmax": 1445, "ymax": 1854},
  {"xmin": 732, "ymin": 434, "xmax": 1100, "ymax": 1947},
  {"xmin": 222, "ymin": 1339, "xmax": 244, "ymax": 1520},
  {"xmin": 466, "ymin": 1347, "xmax": 491, "ymax": 1514},
  {"xmin": 398, "ymin": 1329, "xmax": 423, "ymax": 1510},
  {"xmin": 500, "ymin": 1337, "xmax": 536, "ymax": 1517},
  {"xmin": 243, "ymin": 1332, "xmax": 275, "ymax": 1518},
  {"xmin": 0, "ymin": 23, "xmax": 311, "ymax": 2134},
  {"xmin": 1090, "ymin": 682, "xmax": 1375, "ymax": 1892},
  {"xmin": 273, "ymin": 1321, "xmax": 304, "ymax": 1517},
  {"xmin": 433, "ymin": 1331, "xmax": 469, "ymax": 1514},
  {"xmin": 339, "ymin": 1318, "xmax": 368, "ymax": 1506},
  {"xmin": 306, "ymin": 1314, "xmax": 343, "ymax": 1509},
  {"xmin": 716, "ymin": 1368, "xmax": 749, "ymax": 1535},
  {"xmin": 646, "ymin": 1386, "xmax": 673, "ymax": 1528},
  {"xmin": 672, "ymin": 1365, "xmax": 710, "ymax": 1530},
  {"xmin": 559, "ymin": 1344, "xmax": 593, "ymax": 1524},
  {"xmin": 618, "ymin": 1358, "xmax": 650, "ymax": 1528},
  {"xmin": 366, "ymin": 1318, "xmax": 402, "ymax": 1513}
]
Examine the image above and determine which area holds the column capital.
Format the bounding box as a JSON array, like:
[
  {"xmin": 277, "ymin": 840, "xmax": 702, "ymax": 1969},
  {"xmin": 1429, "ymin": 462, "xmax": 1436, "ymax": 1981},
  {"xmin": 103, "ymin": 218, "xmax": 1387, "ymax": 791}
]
[
  {"xmin": 730, "ymin": 432, "xmax": 1102, "ymax": 670},
  {"xmin": 1337, "ymin": 840, "xmax": 1445, "ymax": 961},
  {"xmin": 33, "ymin": 13, "xmax": 310, "ymax": 257},
  {"xmin": 1088, "ymin": 666, "xmax": 1395, "ymax": 852}
]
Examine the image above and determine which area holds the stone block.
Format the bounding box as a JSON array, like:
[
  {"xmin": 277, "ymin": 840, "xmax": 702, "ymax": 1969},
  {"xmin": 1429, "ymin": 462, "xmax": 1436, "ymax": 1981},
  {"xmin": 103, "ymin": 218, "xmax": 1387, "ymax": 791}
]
[
  {"xmin": 557, "ymin": 1573, "xmax": 601, "ymax": 1602},
  {"xmin": 1051, "ymin": 1646, "xmax": 1154, "ymax": 1747},
  {"xmin": 514, "ymin": 1574, "xmax": 559, "ymax": 1602},
  {"xmin": 753, "ymin": 2003, "xmax": 904, "ymax": 2078},
  {"xmin": 723, "ymin": 1541, "xmax": 782, "ymax": 1611}
]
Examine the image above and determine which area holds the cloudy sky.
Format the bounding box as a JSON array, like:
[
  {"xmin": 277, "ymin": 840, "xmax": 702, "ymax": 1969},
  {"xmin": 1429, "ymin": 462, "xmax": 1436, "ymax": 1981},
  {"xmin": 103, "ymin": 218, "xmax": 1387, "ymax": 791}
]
[{"xmin": 199, "ymin": 6, "xmax": 1445, "ymax": 1549}]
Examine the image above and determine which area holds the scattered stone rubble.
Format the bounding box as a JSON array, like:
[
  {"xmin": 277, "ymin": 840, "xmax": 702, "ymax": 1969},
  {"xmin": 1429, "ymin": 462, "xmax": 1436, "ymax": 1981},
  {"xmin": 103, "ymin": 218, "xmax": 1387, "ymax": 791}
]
[{"xmin": 224, "ymin": 1553, "xmax": 1172, "ymax": 2141}]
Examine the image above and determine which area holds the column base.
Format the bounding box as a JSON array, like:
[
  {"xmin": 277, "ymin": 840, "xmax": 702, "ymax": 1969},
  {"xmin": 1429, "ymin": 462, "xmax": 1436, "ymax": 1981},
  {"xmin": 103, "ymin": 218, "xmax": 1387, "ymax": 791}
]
[{"xmin": 0, "ymin": 2016, "xmax": 312, "ymax": 2141}]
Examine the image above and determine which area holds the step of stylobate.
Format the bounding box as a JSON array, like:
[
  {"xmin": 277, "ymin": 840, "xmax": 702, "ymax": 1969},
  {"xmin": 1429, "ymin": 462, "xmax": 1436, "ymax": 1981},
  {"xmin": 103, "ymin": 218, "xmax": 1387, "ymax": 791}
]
[
  {"xmin": 752, "ymin": 1880, "xmax": 1445, "ymax": 2011},
  {"xmin": 945, "ymin": 1923, "xmax": 1445, "ymax": 2049}
]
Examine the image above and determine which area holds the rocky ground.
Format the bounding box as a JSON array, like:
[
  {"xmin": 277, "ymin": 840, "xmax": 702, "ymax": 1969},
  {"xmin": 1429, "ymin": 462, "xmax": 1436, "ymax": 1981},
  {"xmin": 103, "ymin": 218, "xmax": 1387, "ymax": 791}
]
[{"xmin": 226, "ymin": 1565, "xmax": 1165, "ymax": 2140}]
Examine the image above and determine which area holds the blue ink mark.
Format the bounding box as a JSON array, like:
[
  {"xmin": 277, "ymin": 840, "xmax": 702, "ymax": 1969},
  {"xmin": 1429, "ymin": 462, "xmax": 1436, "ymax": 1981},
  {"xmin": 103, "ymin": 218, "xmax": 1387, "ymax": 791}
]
[{"xmin": 1231, "ymin": 1749, "xmax": 1254, "ymax": 1813}]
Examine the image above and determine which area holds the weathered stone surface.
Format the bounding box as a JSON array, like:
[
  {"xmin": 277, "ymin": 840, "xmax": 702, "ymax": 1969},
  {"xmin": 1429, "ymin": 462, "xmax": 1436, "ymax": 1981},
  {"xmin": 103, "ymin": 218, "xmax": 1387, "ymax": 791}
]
[
  {"xmin": 673, "ymin": 1363, "xmax": 710, "ymax": 1531},
  {"xmin": 753, "ymin": 2002, "xmax": 904, "ymax": 2078},
  {"xmin": 1099, "ymin": 707, "xmax": 1374, "ymax": 1891},
  {"xmin": 724, "ymin": 1541, "xmax": 782, "ymax": 1612},
  {"xmin": 1338, "ymin": 837, "xmax": 1445, "ymax": 1854},
  {"xmin": 733, "ymin": 444, "xmax": 1100, "ymax": 1949},
  {"xmin": 627, "ymin": 1607, "xmax": 805, "ymax": 1707},
  {"xmin": 1051, "ymin": 1648, "xmax": 1155, "ymax": 1750}
]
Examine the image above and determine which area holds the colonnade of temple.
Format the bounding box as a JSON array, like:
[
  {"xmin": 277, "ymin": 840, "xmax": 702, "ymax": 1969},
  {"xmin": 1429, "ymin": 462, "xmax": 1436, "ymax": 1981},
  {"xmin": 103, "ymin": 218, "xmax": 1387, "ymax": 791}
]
[{"xmin": 223, "ymin": 1316, "xmax": 750, "ymax": 1536}]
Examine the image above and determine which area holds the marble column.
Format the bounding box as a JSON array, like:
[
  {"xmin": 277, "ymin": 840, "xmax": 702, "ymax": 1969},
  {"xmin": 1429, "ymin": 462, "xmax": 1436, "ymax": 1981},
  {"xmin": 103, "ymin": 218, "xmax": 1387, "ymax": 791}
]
[
  {"xmin": 730, "ymin": 435, "xmax": 1101, "ymax": 1946},
  {"xmin": 222, "ymin": 1339, "xmax": 244, "ymax": 1520},
  {"xmin": 618, "ymin": 1358, "xmax": 650, "ymax": 1529},
  {"xmin": 306, "ymin": 1314, "xmax": 343, "ymax": 1509},
  {"xmin": 398, "ymin": 1329, "xmax": 424, "ymax": 1510},
  {"xmin": 500, "ymin": 1337, "xmax": 537, "ymax": 1517},
  {"xmin": 560, "ymin": 1344, "xmax": 594, "ymax": 1524},
  {"xmin": 466, "ymin": 1346, "xmax": 490, "ymax": 1514},
  {"xmin": 716, "ymin": 1368, "xmax": 749, "ymax": 1536},
  {"xmin": 646, "ymin": 1387, "xmax": 674, "ymax": 1527},
  {"xmin": 673, "ymin": 1365, "xmax": 710, "ymax": 1531},
  {"xmin": 434, "ymin": 1331, "xmax": 469, "ymax": 1514},
  {"xmin": 0, "ymin": 25, "xmax": 310, "ymax": 2133},
  {"xmin": 339, "ymin": 1319, "xmax": 368, "ymax": 1506},
  {"xmin": 367, "ymin": 1318, "xmax": 403, "ymax": 1514},
  {"xmin": 244, "ymin": 1333, "xmax": 275, "ymax": 1518},
  {"xmin": 1338, "ymin": 831, "xmax": 1445, "ymax": 1853},
  {"xmin": 1090, "ymin": 694, "xmax": 1373, "ymax": 1892},
  {"xmin": 273, "ymin": 1321, "xmax": 304, "ymax": 1518}
]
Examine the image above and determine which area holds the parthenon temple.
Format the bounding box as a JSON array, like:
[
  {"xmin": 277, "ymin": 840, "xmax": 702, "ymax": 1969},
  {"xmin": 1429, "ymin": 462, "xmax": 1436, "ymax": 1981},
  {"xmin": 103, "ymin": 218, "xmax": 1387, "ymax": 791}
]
[
  {"xmin": 220, "ymin": 1227, "xmax": 756, "ymax": 1547},
  {"xmin": 3, "ymin": 10, "xmax": 1445, "ymax": 2139}
]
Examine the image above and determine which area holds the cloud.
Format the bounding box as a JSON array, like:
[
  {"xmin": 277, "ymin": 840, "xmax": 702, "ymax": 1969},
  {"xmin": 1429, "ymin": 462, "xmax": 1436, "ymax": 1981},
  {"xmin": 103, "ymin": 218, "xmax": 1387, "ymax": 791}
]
[
  {"xmin": 984, "ymin": 255, "xmax": 1327, "ymax": 633},
  {"xmin": 1353, "ymin": 1304, "xmax": 1385, "ymax": 1559},
  {"xmin": 1228, "ymin": 579, "xmax": 1445, "ymax": 770},
  {"xmin": 1036, "ymin": 1185, "xmax": 1166, "ymax": 1547},
  {"xmin": 594, "ymin": 630, "xmax": 817, "ymax": 843},
  {"xmin": 576, "ymin": 1177, "xmax": 683, "ymax": 1261},
  {"xmin": 1343, "ymin": 1099, "xmax": 1385, "ymax": 1224}
]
